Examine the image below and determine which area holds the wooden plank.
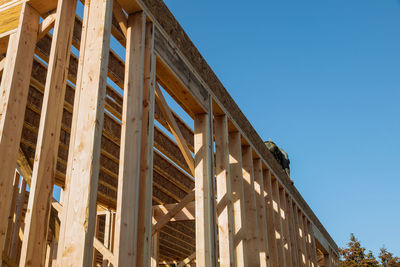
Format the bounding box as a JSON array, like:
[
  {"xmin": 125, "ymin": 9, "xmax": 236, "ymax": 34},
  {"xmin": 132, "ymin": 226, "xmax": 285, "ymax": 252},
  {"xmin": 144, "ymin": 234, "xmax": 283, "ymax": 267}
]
[
  {"xmin": 112, "ymin": 0, "xmax": 127, "ymax": 37},
  {"xmin": 136, "ymin": 21, "xmax": 156, "ymax": 267},
  {"xmin": 307, "ymin": 220, "xmax": 318, "ymax": 267},
  {"xmin": 153, "ymin": 201, "xmax": 195, "ymax": 222},
  {"xmin": 113, "ymin": 10, "xmax": 146, "ymax": 267},
  {"xmin": 56, "ymin": 0, "xmax": 93, "ymax": 256},
  {"xmin": 151, "ymin": 231, "xmax": 159, "ymax": 267},
  {"xmin": 271, "ymin": 178, "xmax": 286, "ymax": 267},
  {"xmin": 296, "ymin": 207, "xmax": 307, "ymax": 267},
  {"xmin": 152, "ymin": 191, "xmax": 195, "ymax": 235},
  {"xmin": 253, "ymin": 160, "xmax": 269, "ymax": 267},
  {"xmin": 56, "ymin": 0, "xmax": 113, "ymax": 265},
  {"xmin": 155, "ymin": 84, "xmax": 195, "ymax": 175},
  {"xmin": 0, "ymin": 36, "xmax": 8, "ymax": 56},
  {"xmin": 3, "ymin": 172, "xmax": 19, "ymax": 256},
  {"xmin": 264, "ymin": 170, "xmax": 279, "ymax": 266},
  {"xmin": 214, "ymin": 115, "xmax": 235, "ymax": 267},
  {"xmin": 0, "ymin": 2, "xmax": 39, "ymax": 262},
  {"xmin": 279, "ymin": 187, "xmax": 293, "ymax": 267},
  {"xmin": 37, "ymin": 11, "xmax": 56, "ymax": 40},
  {"xmin": 28, "ymin": 0, "xmax": 57, "ymax": 16},
  {"xmin": 241, "ymin": 146, "xmax": 261, "ymax": 266},
  {"xmin": 300, "ymin": 214, "xmax": 310, "ymax": 267},
  {"xmin": 293, "ymin": 203, "xmax": 305, "ymax": 267},
  {"xmin": 194, "ymin": 113, "xmax": 215, "ymax": 267},
  {"xmin": 19, "ymin": 0, "xmax": 77, "ymax": 265},
  {"xmin": 228, "ymin": 131, "xmax": 248, "ymax": 266},
  {"xmin": 177, "ymin": 252, "xmax": 196, "ymax": 267},
  {"xmin": 93, "ymin": 237, "xmax": 114, "ymax": 265},
  {"xmin": 9, "ymin": 178, "xmax": 26, "ymax": 260},
  {"xmin": 286, "ymin": 195, "xmax": 300, "ymax": 267},
  {"xmin": 154, "ymin": 27, "xmax": 208, "ymax": 116},
  {"xmin": 303, "ymin": 217, "xmax": 312, "ymax": 267},
  {"xmin": 0, "ymin": 3, "xmax": 21, "ymax": 36}
]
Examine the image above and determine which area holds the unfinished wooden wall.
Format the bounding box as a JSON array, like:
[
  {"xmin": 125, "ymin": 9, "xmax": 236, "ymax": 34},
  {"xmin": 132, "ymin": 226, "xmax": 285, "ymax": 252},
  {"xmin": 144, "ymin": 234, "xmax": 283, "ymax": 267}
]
[{"xmin": 0, "ymin": 0, "xmax": 340, "ymax": 266}]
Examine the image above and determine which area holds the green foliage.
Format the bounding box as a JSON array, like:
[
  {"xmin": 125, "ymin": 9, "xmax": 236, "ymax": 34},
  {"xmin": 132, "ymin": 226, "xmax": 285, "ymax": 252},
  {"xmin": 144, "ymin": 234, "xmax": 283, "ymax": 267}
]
[{"xmin": 340, "ymin": 234, "xmax": 400, "ymax": 267}]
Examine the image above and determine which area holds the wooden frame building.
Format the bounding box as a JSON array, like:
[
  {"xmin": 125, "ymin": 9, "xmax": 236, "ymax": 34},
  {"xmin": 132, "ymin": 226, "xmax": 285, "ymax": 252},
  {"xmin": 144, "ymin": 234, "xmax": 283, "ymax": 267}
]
[{"xmin": 0, "ymin": 0, "xmax": 340, "ymax": 266}]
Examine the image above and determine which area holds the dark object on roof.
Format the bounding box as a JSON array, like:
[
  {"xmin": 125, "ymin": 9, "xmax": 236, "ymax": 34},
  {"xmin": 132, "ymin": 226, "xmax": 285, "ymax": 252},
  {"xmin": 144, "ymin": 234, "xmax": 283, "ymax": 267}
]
[{"xmin": 265, "ymin": 140, "xmax": 290, "ymax": 178}]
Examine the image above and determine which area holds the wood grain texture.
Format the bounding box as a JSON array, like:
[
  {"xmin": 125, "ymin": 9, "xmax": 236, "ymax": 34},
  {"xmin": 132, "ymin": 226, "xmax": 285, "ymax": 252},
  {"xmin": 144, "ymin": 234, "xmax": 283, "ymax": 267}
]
[
  {"xmin": 0, "ymin": 2, "xmax": 39, "ymax": 261},
  {"xmin": 194, "ymin": 113, "xmax": 215, "ymax": 267},
  {"xmin": 136, "ymin": 21, "xmax": 156, "ymax": 267},
  {"xmin": 214, "ymin": 115, "xmax": 236, "ymax": 267},
  {"xmin": 0, "ymin": 3, "xmax": 21, "ymax": 36},
  {"xmin": 253, "ymin": 159, "xmax": 269, "ymax": 267},
  {"xmin": 113, "ymin": 11, "xmax": 145, "ymax": 267},
  {"xmin": 56, "ymin": 0, "xmax": 113, "ymax": 265},
  {"xmin": 228, "ymin": 132, "xmax": 248, "ymax": 266},
  {"xmin": 264, "ymin": 170, "xmax": 279, "ymax": 266},
  {"xmin": 130, "ymin": 0, "xmax": 339, "ymax": 253},
  {"xmin": 19, "ymin": 0, "xmax": 77, "ymax": 265}
]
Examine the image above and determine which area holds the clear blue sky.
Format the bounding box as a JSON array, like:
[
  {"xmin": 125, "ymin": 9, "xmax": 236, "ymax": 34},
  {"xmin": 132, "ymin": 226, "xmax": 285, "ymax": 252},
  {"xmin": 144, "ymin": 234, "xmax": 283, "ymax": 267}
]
[{"xmin": 164, "ymin": 0, "xmax": 400, "ymax": 256}]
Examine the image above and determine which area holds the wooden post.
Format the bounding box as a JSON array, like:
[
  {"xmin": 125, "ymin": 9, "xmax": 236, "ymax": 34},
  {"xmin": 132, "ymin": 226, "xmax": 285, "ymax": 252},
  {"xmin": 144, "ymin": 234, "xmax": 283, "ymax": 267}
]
[
  {"xmin": 324, "ymin": 253, "xmax": 331, "ymax": 267},
  {"xmin": 0, "ymin": 3, "xmax": 39, "ymax": 260},
  {"xmin": 307, "ymin": 220, "xmax": 318, "ymax": 267},
  {"xmin": 194, "ymin": 112, "xmax": 215, "ymax": 267},
  {"xmin": 241, "ymin": 146, "xmax": 260, "ymax": 266},
  {"xmin": 3, "ymin": 172, "xmax": 19, "ymax": 256},
  {"xmin": 297, "ymin": 208, "xmax": 308, "ymax": 267},
  {"xmin": 301, "ymin": 215, "xmax": 311, "ymax": 267},
  {"xmin": 19, "ymin": 0, "xmax": 77, "ymax": 265},
  {"xmin": 214, "ymin": 115, "xmax": 235, "ymax": 267},
  {"xmin": 271, "ymin": 178, "xmax": 286, "ymax": 267},
  {"xmin": 113, "ymin": 11, "xmax": 146, "ymax": 267},
  {"xmin": 151, "ymin": 232, "xmax": 159, "ymax": 267},
  {"xmin": 264, "ymin": 170, "xmax": 278, "ymax": 266},
  {"xmin": 228, "ymin": 132, "xmax": 248, "ymax": 266},
  {"xmin": 10, "ymin": 178, "xmax": 26, "ymax": 260},
  {"xmin": 136, "ymin": 21, "xmax": 156, "ymax": 267},
  {"xmin": 56, "ymin": 0, "xmax": 113, "ymax": 265},
  {"xmin": 253, "ymin": 159, "xmax": 269, "ymax": 267},
  {"xmin": 279, "ymin": 187, "xmax": 293, "ymax": 267},
  {"xmin": 286, "ymin": 195, "xmax": 300, "ymax": 267}
]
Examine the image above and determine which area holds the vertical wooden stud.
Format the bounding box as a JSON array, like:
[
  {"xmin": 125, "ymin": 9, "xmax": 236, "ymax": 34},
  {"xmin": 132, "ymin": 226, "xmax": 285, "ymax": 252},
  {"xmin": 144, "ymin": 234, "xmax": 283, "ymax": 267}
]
[
  {"xmin": 0, "ymin": 3, "xmax": 39, "ymax": 259},
  {"xmin": 241, "ymin": 146, "xmax": 261, "ymax": 266},
  {"xmin": 56, "ymin": 0, "xmax": 113, "ymax": 265},
  {"xmin": 228, "ymin": 132, "xmax": 248, "ymax": 266},
  {"xmin": 297, "ymin": 208, "xmax": 308, "ymax": 267},
  {"xmin": 10, "ymin": 178, "xmax": 26, "ymax": 260},
  {"xmin": 4, "ymin": 172, "xmax": 19, "ymax": 256},
  {"xmin": 113, "ymin": 11, "xmax": 146, "ymax": 267},
  {"xmin": 271, "ymin": 179, "xmax": 286, "ymax": 267},
  {"xmin": 301, "ymin": 215, "xmax": 310, "ymax": 267},
  {"xmin": 253, "ymin": 159, "xmax": 269, "ymax": 267},
  {"xmin": 307, "ymin": 221, "xmax": 318, "ymax": 267},
  {"xmin": 279, "ymin": 187, "xmax": 293, "ymax": 267},
  {"xmin": 19, "ymin": 0, "xmax": 78, "ymax": 265},
  {"xmin": 135, "ymin": 20, "xmax": 155, "ymax": 267},
  {"xmin": 264, "ymin": 170, "xmax": 279, "ymax": 266},
  {"xmin": 151, "ymin": 232, "xmax": 159, "ymax": 267},
  {"xmin": 286, "ymin": 195, "xmax": 300, "ymax": 267},
  {"xmin": 194, "ymin": 112, "xmax": 215, "ymax": 267},
  {"xmin": 214, "ymin": 115, "xmax": 235, "ymax": 267}
]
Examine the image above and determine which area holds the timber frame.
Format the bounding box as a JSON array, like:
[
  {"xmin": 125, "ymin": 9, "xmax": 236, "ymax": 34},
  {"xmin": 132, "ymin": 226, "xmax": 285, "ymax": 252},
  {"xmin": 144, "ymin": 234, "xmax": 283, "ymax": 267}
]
[{"xmin": 0, "ymin": 0, "xmax": 340, "ymax": 266}]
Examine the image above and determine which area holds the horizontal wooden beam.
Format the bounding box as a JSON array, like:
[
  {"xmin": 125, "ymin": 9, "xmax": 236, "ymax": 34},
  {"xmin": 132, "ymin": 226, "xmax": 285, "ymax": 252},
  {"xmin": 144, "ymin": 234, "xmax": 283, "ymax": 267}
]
[{"xmin": 0, "ymin": 3, "xmax": 21, "ymax": 36}]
